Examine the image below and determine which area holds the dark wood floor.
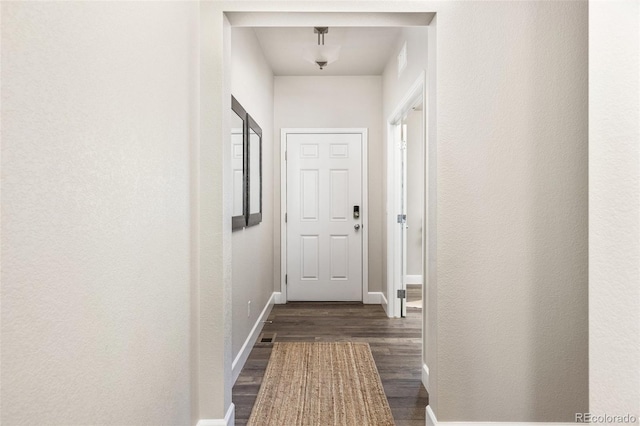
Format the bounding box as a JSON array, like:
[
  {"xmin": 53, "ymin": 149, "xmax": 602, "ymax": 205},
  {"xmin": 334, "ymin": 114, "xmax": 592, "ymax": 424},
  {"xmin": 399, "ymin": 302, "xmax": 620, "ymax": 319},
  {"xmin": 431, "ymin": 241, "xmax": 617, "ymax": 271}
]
[
  {"xmin": 407, "ymin": 284, "xmax": 422, "ymax": 305},
  {"xmin": 232, "ymin": 302, "xmax": 428, "ymax": 426}
]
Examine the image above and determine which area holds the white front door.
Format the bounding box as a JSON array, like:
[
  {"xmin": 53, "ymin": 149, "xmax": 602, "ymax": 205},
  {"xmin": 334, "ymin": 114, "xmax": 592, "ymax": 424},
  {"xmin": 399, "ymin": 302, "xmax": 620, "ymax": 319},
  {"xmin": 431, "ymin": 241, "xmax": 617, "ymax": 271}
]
[{"xmin": 286, "ymin": 132, "xmax": 363, "ymax": 301}]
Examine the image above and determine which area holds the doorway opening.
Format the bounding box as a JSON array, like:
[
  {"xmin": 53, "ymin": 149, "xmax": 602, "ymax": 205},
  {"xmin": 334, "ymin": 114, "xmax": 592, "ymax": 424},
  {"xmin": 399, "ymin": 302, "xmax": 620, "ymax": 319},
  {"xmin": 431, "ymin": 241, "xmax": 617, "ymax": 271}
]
[
  {"xmin": 223, "ymin": 8, "xmax": 438, "ymax": 425},
  {"xmin": 386, "ymin": 73, "xmax": 426, "ymax": 319},
  {"xmin": 401, "ymin": 100, "xmax": 425, "ymax": 317}
]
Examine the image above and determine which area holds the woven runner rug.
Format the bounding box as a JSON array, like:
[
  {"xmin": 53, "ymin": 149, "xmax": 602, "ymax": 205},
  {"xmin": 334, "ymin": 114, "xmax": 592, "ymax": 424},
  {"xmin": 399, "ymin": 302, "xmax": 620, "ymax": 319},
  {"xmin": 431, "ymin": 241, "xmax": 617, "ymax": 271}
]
[{"xmin": 247, "ymin": 342, "xmax": 395, "ymax": 426}]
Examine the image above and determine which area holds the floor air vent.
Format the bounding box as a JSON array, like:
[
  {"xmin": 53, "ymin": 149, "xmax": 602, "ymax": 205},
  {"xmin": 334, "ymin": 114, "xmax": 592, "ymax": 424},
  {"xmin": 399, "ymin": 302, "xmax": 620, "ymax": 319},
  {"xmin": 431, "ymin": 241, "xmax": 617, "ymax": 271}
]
[{"xmin": 259, "ymin": 332, "xmax": 276, "ymax": 343}]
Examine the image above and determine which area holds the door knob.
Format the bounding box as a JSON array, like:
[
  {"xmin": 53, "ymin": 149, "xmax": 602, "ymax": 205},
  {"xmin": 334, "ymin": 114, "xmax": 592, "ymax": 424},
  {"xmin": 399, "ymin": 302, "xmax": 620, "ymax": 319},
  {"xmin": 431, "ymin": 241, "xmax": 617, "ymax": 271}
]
[{"xmin": 354, "ymin": 224, "xmax": 361, "ymax": 230}]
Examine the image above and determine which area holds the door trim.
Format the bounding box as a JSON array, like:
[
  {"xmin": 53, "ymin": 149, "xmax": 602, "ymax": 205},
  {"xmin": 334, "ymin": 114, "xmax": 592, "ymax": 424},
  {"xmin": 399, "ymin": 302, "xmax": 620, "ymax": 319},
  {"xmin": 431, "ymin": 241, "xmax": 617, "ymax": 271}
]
[
  {"xmin": 386, "ymin": 72, "xmax": 426, "ymax": 318},
  {"xmin": 280, "ymin": 128, "xmax": 369, "ymax": 303}
]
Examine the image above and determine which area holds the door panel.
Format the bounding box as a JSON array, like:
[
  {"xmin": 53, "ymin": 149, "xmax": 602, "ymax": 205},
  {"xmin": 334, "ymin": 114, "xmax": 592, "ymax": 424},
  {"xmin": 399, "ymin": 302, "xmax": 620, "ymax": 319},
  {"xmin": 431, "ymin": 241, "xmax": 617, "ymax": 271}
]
[
  {"xmin": 286, "ymin": 132, "xmax": 362, "ymax": 301},
  {"xmin": 329, "ymin": 235, "xmax": 349, "ymax": 279},
  {"xmin": 329, "ymin": 170, "xmax": 349, "ymax": 221},
  {"xmin": 300, "ymin": 170, "xmax": 319, "ymax": 220}
]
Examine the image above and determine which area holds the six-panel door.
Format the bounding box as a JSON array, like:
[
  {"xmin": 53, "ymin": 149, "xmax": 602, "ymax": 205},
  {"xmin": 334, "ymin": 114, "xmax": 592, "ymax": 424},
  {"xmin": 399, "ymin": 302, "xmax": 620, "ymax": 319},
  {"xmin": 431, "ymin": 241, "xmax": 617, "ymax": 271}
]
[{"xmin": 286, "ymin": 132, "xmax": 363, "ymax": 301}]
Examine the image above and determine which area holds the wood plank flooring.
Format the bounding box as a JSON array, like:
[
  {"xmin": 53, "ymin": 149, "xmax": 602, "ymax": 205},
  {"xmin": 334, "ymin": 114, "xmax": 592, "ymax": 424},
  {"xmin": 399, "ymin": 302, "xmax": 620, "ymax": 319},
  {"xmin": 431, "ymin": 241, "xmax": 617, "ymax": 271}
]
[
  {"xmin": 407, "ymin": 284, "xmax": 422, "ymax": 304},
  {"xmin": 232, "ymin": 302, "xmax": 428, "ymax": 426},
  {"xmin": 406, "ymin": 284, "xmax": 423, "ymax": 309}
]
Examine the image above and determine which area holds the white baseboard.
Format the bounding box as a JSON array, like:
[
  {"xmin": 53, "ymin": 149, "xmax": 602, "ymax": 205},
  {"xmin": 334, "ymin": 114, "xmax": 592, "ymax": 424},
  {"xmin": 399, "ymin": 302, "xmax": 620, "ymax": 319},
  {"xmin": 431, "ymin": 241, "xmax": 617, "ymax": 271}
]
[
  {"xmin": 197, "ymin": 403, "xmax": 235, "ymax": 426},
  {"xmin": 380, "ymin": 291, "xmax": 389, "ymax": 316},
  {"xmin": 273, "ymin": 291, "xmax": 286, "ymax": 304},
  {"xmin": 405, "ymin": 275, "xmax": 423, "ymax": 285},
  {"xmin": 422, "ymin": 363, "xmax": 430, "ymax": 393},
  {"xmin": 426, "ymin": 405, "xmax": 577, "ymax": 426},
  {"xmin": 232, "ymin": 293, "xmax": 276, "ymax": 384},
  {"xmin": 276, "ymin": 291, "xmax": 383, "ymax": 305},
  {"xmin": 225, "ymin": 404, "xmax": 235, "ymax": 426},
  {"xmin": 363, "ymin": 291, "xmax": 384, "ymax": 304},
  {"xmin": 426, "ymin": 406, "xmax": 437, "ymax": 426}
]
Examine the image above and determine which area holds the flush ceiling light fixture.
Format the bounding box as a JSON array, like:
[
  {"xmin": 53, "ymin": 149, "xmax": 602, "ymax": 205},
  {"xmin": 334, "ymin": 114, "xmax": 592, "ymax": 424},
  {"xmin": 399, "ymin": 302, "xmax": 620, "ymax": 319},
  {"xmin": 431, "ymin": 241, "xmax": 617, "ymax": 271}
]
[{"xmin": 302, "ymin": 27, "xmax": 341, "ymax": 71}]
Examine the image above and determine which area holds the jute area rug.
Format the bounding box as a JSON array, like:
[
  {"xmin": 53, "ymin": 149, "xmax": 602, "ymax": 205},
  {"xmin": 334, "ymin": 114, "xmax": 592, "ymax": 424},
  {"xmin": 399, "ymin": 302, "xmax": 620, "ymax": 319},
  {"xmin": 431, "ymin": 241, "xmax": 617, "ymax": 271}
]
[{"xmin": 247, "ymin": 342, "xmax": 395, "ymax": 426}]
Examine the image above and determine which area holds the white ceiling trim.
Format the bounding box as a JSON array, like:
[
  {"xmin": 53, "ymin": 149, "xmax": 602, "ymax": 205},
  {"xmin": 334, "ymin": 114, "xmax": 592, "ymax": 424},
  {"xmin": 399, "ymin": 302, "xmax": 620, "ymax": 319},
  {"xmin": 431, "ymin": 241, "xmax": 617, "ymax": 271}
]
[{"xmin": 226, "ymin": 12, "xmax": 435, "ymax": 27}]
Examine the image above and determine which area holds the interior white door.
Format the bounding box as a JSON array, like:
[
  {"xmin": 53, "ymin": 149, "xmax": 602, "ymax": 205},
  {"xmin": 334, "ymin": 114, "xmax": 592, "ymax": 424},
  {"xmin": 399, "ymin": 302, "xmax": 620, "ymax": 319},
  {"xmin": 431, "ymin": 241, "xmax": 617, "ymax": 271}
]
[
  {"xmin": 286, "ymin": 132, "xmax": 363, "ymax": 301},
  {"xmin": 400, "ymin": 125, "xmax": 408, "ymax": 317}
]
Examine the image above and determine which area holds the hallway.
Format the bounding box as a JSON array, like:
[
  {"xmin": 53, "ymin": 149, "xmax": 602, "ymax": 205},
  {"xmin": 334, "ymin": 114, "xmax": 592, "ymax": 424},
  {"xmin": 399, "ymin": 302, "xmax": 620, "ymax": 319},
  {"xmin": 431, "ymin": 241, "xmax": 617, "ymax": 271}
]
[
  {"xmin": 232, "ymin": 303, "xmax": 427, "ymax": 426},
  {"xmin": 3, "ymin": 2, "xmax": 636, "ymax": 425}
]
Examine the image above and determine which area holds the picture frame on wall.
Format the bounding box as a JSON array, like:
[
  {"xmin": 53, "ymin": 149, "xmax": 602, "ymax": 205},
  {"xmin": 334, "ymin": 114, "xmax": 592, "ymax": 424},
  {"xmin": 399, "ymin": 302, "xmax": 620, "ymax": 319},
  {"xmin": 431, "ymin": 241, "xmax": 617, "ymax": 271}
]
[{"xmin": 231, "ymin": 96, "xmax": 262, "ymax": 229}]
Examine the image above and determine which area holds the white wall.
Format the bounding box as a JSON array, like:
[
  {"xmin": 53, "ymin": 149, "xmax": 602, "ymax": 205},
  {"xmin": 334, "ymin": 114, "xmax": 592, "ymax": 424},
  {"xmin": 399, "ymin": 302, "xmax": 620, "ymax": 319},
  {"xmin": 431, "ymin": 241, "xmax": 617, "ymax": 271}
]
[
  {"xmin": 230, "ymin": 28, "xmax": 275, "ymax": 360},
  {"xmin": 274, "ymin": 76, "xmax": 383, "ymax": 295},
  {"xmin": 383, "ymin": 27, "xmax": 429, "ymax": 124},
  {"xmin": 404, "ymin": 109, "xmax": 424, "ymax": 277},
  {"xmin": 383, "ymin": 2, "xmax": 588, "ymax": 421},
  {"xmin": 434, "ymin": 1, "xmax": 588, "ymax": 421},
  {"xmin": 1, "ymin": 2, "xmax": 196, "ymax": 424},
  {"xmin": 589, "ymin": 0, "xmax": 640, "ymax": 418}
]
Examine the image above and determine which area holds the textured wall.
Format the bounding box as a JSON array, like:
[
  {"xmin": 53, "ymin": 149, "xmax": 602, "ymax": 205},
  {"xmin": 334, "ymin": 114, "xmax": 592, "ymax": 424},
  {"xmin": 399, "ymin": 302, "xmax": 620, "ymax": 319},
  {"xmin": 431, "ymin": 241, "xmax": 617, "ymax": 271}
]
[
  {"xmin": 1, "ymin": 2, "xmax": 196, "ymax": 424},
  {"xmin": 383, "ymin": 2, "xmax": 588, "ymax": 421},
  {"xmin": 230, "ymin": 27, "xmax": 275, "ymax": 360},
  {"xmin": 434, "ymin": 1, "xmax": 588, "ymax": 421},
  {"xmin": 589, "ymin": 0, "xmax": 640, "ymax": 418},
  {"xmin": 273, "ymin": 76, "xmax": 384, "ymax": 295}
]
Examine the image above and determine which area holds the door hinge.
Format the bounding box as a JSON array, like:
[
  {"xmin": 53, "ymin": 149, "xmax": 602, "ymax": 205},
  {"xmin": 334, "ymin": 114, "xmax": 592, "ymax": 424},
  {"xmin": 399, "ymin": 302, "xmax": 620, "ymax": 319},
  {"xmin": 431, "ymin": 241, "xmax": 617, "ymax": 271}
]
[
  {"xmin": 285, "ymin": 151, "xmax": 287, "ymax": 161},
  {"xmin": 285, "ymin": 274, "xmax": 288, "ymax": 285},
  {"xmin": 285, "ymin": 213, "xmax": 287, "ymax": 223},
  {"xmin": 397, "ymin": 289, "xmax": 406, "ymax": 299},
  {"xmin": 397, "ymin": 214, "xmax": 407, "ymax": 224}
]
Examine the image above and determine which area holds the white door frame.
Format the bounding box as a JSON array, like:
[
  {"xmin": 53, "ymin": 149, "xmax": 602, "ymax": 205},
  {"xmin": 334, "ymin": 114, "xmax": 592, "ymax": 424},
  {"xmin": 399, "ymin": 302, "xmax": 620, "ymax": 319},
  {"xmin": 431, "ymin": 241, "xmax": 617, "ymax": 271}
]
[
  {"xmin": 280, "ymin": 128, "xmax": 369, "ymax": 303},
  {"xmin": 198, "ymin": 5, "xmax": 437, "ymax": 423},
  {"xmin": 386, "ymin": 72, "xmax": 426, "ymax": 318}
]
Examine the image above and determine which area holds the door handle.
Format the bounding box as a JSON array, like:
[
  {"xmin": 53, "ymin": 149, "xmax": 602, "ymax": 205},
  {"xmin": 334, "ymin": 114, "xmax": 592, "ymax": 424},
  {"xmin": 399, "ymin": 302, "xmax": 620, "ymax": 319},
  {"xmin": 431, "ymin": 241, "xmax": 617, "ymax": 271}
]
[{"xmin": 354, "ymin": 224, "xmax": 361, "ymax": 231}]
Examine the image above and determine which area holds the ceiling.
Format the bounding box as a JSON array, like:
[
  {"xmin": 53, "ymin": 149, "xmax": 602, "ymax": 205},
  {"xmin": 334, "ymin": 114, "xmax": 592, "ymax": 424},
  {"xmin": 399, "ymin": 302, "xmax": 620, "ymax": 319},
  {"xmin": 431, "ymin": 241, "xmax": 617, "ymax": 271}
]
[{"xmin": 252, "ymin": 27, "xmax": 402, "ymax": 76}]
